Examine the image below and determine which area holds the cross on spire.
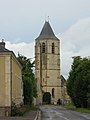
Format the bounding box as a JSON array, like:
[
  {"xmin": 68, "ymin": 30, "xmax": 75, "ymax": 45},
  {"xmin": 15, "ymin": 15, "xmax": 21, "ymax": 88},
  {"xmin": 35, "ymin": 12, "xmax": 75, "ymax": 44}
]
[{"xmin": 48, "ymin": 16, "xmax": 49, "ymax": 22}]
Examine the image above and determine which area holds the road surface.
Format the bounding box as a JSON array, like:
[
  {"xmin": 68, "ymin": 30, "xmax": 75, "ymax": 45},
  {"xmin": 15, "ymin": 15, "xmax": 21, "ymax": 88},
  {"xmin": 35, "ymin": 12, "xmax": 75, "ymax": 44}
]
[{"xmin": 40, "ymin": 105, "xmax": 90, "ymax": 120}]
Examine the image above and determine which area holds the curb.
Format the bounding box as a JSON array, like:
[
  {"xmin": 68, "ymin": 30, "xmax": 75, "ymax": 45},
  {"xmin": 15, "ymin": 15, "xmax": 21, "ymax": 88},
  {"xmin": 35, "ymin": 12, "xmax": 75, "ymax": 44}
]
[{"xmin": 34, "ymin": 110, "xmax": 41, "ymax": 120}]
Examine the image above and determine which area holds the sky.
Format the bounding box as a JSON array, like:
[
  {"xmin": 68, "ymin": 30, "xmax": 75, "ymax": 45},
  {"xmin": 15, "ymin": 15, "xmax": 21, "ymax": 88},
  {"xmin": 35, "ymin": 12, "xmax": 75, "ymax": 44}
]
[{"xmin": 0, "ymin": 0, "xmax": 90, "ymax": 79}]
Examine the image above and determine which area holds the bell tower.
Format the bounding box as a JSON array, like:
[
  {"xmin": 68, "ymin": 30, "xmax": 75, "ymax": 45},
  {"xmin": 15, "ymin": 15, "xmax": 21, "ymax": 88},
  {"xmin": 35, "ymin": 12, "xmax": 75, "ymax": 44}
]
[{"xmin": 35, "ymin": 21, "xmax": 61, "ymax": 104}]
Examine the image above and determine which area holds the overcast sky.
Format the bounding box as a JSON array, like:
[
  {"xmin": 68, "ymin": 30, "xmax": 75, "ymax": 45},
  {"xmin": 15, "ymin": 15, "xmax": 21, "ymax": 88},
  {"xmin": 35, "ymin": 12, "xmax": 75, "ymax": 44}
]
[{"xmin": 0, "ymin": 0, "xmax": 90, "ymax": 78}]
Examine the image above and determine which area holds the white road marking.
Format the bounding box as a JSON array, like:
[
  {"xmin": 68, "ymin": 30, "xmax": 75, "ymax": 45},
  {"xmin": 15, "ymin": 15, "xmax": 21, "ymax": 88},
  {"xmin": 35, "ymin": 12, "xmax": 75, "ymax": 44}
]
[
  {"xmin": 55, "ymin": 111, "xmax": 70, "ymax": 120},
  {"xmin": 82, "ymin": 115, "xmax": 90, "ymax": 120},
  {"xmin": 59, "ymin": 115, "xmax": 70, "ymax": 120}
]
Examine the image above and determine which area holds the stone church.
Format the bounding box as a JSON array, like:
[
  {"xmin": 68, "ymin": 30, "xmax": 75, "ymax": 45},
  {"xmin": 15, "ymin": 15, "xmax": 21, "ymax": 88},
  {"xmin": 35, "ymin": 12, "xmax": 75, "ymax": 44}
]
[{"xmin": 35, "ymin": 21, "xmax": 61, "ymax": 105}]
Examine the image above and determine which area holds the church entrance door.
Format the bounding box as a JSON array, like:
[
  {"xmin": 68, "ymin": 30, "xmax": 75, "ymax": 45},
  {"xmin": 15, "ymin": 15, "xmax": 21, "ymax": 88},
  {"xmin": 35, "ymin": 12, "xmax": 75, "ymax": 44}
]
[{"xmin": 43, "ymin": 92, "xmax": 51, "ymax": 104}]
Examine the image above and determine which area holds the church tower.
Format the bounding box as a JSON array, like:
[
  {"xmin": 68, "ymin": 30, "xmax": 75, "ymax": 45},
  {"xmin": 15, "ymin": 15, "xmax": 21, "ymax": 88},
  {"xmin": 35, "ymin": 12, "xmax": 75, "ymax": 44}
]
[{"xmin": 35, "ymin": 21, "xmax": 61, "ymax": 105}]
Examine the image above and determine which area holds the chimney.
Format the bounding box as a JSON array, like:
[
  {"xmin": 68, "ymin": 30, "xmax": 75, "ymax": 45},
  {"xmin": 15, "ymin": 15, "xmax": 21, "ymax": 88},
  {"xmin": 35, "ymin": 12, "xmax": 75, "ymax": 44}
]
[{"xmin": 0, "ymin": 39, "xmax": 5, "ymax": 48}]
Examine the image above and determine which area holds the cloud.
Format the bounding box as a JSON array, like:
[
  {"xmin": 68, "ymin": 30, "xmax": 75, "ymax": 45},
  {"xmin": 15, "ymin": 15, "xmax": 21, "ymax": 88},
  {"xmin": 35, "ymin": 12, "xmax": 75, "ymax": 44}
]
[
  {"xmin": 5, "ymin": 41, "xmax": 35, "ymax": 59},
  {"xmin": 1, "ymin": 17, "xmax": 90, "ymax": 79},
  {"xmin": 59, "ymin": 17, "xmax": 90, "ymax": 79},
  {"xmin": 0, "ymin": 0, "xmax": 90, "ymax": 42}
]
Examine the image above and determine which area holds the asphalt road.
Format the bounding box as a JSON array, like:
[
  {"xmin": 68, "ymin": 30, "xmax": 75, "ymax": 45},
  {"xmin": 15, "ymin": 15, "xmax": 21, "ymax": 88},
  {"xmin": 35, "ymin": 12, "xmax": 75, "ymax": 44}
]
[{"xmin": 40, "ymin": 105, "xmax": 90, "ymax": 120}]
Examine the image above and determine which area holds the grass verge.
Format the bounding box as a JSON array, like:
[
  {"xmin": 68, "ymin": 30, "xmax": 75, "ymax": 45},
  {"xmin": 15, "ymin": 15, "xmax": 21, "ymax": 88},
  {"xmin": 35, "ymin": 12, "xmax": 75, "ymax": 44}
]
[
  {"xmin": 12, "ymin": 105, "xmax": 38, "ymax": 116},
  {"xmin": 64, "ymin": 105, "xmax": 90, "ymax": 114}
]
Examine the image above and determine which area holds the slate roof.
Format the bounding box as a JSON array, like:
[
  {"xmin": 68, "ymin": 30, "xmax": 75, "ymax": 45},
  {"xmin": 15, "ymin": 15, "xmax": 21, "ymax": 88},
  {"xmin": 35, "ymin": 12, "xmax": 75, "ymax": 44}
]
[
  {"xmin": 0, "ymin": 42, "xmax": 10, "ymax": 52},
  {"xmin": 36, "ymin": 21, "xmax": 59, "ymax": 40},
  {"xmin": 61, "ymin": 75, "xmax": 66, "ymax": 87},
  {"xmin": 0, "ymin": 46, "xmax": 10, "ymax": 52}
]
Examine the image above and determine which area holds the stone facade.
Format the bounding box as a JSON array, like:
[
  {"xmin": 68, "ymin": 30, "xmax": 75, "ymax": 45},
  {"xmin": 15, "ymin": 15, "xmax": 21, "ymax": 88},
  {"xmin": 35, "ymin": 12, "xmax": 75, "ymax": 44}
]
[
  {"xmin": 35, "ymin": 21, "xmax": 61, "ymax": 104},
  {"xmin": 0, "ymin": 41, "xmax": 23, "ymax": 116},
  {"xmin": 61, "ymin": 75, "xmax": 71, "ymax": 105}
]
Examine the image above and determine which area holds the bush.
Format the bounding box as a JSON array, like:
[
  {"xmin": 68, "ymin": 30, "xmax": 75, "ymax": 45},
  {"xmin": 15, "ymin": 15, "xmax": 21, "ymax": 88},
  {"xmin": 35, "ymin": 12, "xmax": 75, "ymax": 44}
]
[{"xmin": 11, "ymin": 105, "xmax": 38, "ymax": 116}]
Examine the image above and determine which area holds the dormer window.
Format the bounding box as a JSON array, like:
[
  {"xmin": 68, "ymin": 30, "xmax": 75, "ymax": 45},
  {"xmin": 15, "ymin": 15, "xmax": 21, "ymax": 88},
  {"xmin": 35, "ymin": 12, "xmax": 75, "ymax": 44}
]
[
  {"xmin": 52, "ymin": 43, "xmax": 55, "ymax": 54},
  {"xmin": 42, "ymin": 42, "xmax": 45, "ymax": 53}
]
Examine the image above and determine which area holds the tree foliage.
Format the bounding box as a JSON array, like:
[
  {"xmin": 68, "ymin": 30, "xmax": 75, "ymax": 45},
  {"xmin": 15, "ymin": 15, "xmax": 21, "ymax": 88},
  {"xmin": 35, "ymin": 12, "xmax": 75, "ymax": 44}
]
[
  {"xmin": 87, "ymin": 85, "xmax": 90, "ymax": 108},
  {"xmin": 67, "ymin": 56, "xmax": 90, "ymax": 108},
  {"xmin": 17, "ymin": 54, "xmax": 37, "ymax": 105}
]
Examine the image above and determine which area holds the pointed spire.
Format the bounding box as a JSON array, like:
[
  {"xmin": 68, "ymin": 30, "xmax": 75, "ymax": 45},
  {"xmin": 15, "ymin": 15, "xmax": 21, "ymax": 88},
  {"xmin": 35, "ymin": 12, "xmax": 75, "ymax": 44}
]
[{"xmin": 36, "ymin": 21, "xmax": 59, "ymax": 40}]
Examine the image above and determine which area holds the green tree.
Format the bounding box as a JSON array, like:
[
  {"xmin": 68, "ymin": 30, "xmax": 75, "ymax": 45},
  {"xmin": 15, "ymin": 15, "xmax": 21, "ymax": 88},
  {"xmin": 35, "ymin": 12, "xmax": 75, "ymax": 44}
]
[
  {"xmin": 87, "ymin": 84, "xmax": 90, "ymax": 108},
  {"xmin": 23, "ymin": 76, "xmax": 33, "ymax": 104},
  {"xmin": 67, "ymin": 56, "xmax": 81, "ymax": 107},
  {"xmin": 17, "ymin": 54, "xmax": 37, "ymax": 105},
  {"xmin": 67, "ymin": 56, "xmax": 90, "ymax": 108}
]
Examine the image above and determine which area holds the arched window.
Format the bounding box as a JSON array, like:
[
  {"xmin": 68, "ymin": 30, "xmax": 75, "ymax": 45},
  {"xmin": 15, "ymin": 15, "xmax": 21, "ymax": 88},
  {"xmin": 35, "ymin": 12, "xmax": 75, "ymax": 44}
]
[
  {"xmin": 52, "ymin": 43, "xmax": 55, "ymax": 54},
  {"xmin": 52, "ymin": 88, "xmax": 55, "ymax": 97},
  {"xmin": 42, "ymin": 42, "xmax": 45, "ymax": 53}
]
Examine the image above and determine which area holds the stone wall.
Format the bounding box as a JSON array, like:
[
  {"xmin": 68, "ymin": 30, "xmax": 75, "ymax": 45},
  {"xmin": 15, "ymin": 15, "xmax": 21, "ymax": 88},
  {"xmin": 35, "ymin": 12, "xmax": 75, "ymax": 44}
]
[{"xmin": 0, "ymin": 107, "xmax": 11, "ymax": 116}]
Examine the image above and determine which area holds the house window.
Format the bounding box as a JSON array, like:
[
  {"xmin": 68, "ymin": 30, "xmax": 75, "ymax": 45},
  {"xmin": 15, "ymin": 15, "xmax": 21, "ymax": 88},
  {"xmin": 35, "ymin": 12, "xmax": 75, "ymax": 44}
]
[
  {"xmin": 52, "ymin": 88, "xmax": 55, "ymax": 97},
  {"xmin": 52, "ymin": 43, "xmax": 55, "ymax": 54},
  {"xmin": 42, "ymin": 42, "xmax": 45, "ymax": 53}
]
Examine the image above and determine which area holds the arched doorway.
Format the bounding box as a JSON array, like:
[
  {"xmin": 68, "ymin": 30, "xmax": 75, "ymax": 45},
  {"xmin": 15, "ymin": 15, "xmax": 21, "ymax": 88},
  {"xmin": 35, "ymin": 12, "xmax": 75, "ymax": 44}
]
[{"xmin": 43, "ymin": 92, "xmax": 51, "ymax": 104}]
